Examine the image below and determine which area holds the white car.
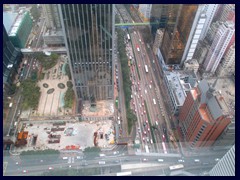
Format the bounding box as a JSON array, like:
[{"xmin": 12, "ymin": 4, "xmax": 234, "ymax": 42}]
[
  {"xmin": 178, "ymin": 159, "xmax": 184, "ymax": 163},
  {"xmin": 194, "ymin": 159, "xmax": 200, "ymax": 163},
  {"xmin": 158, "ymin": 159, "xmax": 164, "ymax": 162},
  {"xmin": 48, "ymin": 167, "xmax": 53, "ymax": 170},
  {"xmin": 215, "ymin": 158, "xmax": 220, "ymax": 161}
]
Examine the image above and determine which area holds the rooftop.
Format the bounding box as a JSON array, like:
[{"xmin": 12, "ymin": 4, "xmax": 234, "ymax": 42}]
[
  {"xmin": 206, "ymin": 77, "xmax": 235, "ymax": 117},
  {"xmin": 3, "ymin": 12, "xmax": 18, "ymax": 33},
  {"xmin": 165, "ymin": 72, "xmax": 187, "ymax": 106},
  {"xmin": 8, "ymin": 12, "xmax": 29, "ymax": 36}
]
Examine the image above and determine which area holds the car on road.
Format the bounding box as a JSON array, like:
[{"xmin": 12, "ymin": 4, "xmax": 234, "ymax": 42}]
[
  {"xmin": 142, "ymin": 158, "xmax": 148, "ymax": 162},
  {"xmin": 143, "ymin": 122, "xmax": 146, "ymax": 126},
  {"xmin": 194, "ymin": 159, "xmax": 200, "ymax": 163},
  {"xmin": 113, "ymin": 151, "xmax": 119, "ymax": 155},
  {"xmin": 147, "ymin": 128, "xmax": 150, "ymax": 132},
  {"xmin": 16, "ymin": 162, "xmax": 19, "ymax": 165},
  {"xmin": 178, "ymin": 159, "xmax": 184, "ymax": 163},
  {"xmin": 143, "ymin": 110, "xmax": 146, "ymax": 114},
  {"xmin": 158, "ymin": 159, "xmax": 164, "ymax": 162},
  {"xmin": 215, "ymin": 158, "xmax": 220, "ymax": 162},
  {"xmin": 48, "ymin": 167, "xmax": 53, "ymax": 170},
  {"xmin": 99, "ymin": 161, "xmax": 106, "ymax": 165},
  {"xmin": 143, "ymin": 131, "xmax": 147, "ymax": 135},
  {"xmin": 22, "ymin": 170, "xmax": 28, "ymax": 173}
]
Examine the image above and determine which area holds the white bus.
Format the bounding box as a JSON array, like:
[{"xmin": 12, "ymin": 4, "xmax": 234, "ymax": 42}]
[
  {"xmin": 117, "ymin": 171, "xmax": 132, "ymax": 176},
  {"xmin": 145, "ymin": 65, "xmax": 148, "ymax": 73},
  {"xmin": 153, "ymin": 99, "xmax": 156, "ymax": 105},
  {"xmin": 169, "ymin": 164, "xmax": 184, "ymax": 171},
  {"xmin": 145, "ymin": 145, "xmax": 149, "ymax": 153}
]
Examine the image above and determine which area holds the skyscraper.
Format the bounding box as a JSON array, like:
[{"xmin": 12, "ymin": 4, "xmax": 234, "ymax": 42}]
[
  {"xmin": 209, "ymin": 144, "xmax": 235, "ymax": 176},
  {"xmin": 178, "ymin": 79, "xmax": 231, "ymax": 148},
  {"xmin": 59, "ymin": 4, "xmax": 114, "ymax": 113},
  {"xmin": 160, "ymin": 4, "xmax": 206, "ymax": 65},
  {"xmin": 199, "ymin": 4, "xmax": 218, "ymax": 41},
  {"xmin": 3, "ymin": 25, "xmax": 23, "ymax": 95},
  {"xmin": 203, "ymin": 21, "xmax": 234, "ymax": 73}
]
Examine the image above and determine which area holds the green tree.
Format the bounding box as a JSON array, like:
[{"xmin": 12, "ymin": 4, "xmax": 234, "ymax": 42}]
[
  {"xmin": 21, "ymin": 79, "xmax": 41, "ymax": 110},
  {"xmin": 65, "ymin": 64, "xmax": 72, "ymax": 80},
  {"xmin": 83, "ymin": 147, "xmax": 101, "ymax": 159},
  {"xmin": 64, "ymin": 87, "xmax": 74, "ymax": 108},
  {"xmin": 21, "ymin": 149, "xmax": 60, "ymax": 161},
  {"xmin": 50, "ymin": 53, "xmax": 59, "ymax": 61}
]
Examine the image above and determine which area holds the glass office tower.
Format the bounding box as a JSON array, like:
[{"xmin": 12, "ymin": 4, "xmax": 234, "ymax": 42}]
[
  {"xmin": 59, "ymin": 4, "xmax": 115, "ymax": 112},
  {"xmin": 160, "ymin": 4, "xmax": 198, "ymax": 64}
]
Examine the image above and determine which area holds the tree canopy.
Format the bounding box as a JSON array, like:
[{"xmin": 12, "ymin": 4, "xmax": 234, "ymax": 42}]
[{"xmin": 21, "ymin": 79, "xmax": 41, "ymax": 110}]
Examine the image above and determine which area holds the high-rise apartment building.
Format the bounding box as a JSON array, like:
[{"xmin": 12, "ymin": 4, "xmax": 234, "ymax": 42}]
[
  {"xmin": 59, "ymin": 4, "xmax": 114, "ymax": 113},
  {"xmin": 203, "ymin": 21, "xmax": 234, "ymax": 73},
  {"xmin": 138, "ymin": 4, "xmax": 152, "ymax": 21},
  {"xmin": 43, "ymin": 4, "xmax": 62, "ymax": 29},
  {"xmin": 209, "ymin": 144, "xmax": 235, "ymax": 176},
  {"xmin": 199, "ymin": 4, "xmax": 218, "ymax": 41},
  {"xmin": 219, "ymin": 4, "xmax": 235, "ymax": 22},
  {"xmin": 178, "ymin": 79, "xmax": 231, "ymax": 148},
  {"xmin": 216, "ymin": 43, "xmax": 235, "ymax": 77},
  {"xmin": 160, "ymin": 4, "xmax": 206, "ymax": 65}
]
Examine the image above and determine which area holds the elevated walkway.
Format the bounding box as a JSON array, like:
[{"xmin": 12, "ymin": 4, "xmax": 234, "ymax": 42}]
[{"xmin": 21, "ymin": 47, "xmax": 67, "ymax": 55}]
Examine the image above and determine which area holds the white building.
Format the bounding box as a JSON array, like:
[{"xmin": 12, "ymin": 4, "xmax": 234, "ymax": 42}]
[
  {"xmin": 199, "ymin": 4, "xmax": 219, "ymax": 41},
  {"xmin": 216, "ymin": 43, "xmax": 235, "ymax": 77},
  {"xmin": 180, "ymin": 5, "xmax": 206, "ymax": 65},
  {"xmin": 138, "ymin": 4, "xmax": 152, "ymax": 21},
  {"xmin": 203, "ymin": 21, "xmax": 235, "ymax": 73},
  {"xmin": 163, "ymin": 71, "xmax": 197, "ymax": 115},
  {"xmin": 209, "ymin": 144, "xmax": 235, "ymax": 176}
]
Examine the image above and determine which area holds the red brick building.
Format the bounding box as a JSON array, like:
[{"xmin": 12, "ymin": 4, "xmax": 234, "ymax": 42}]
[{"xmin": 178, "ymin": 79, "xmax": 231, "ymax": 148}]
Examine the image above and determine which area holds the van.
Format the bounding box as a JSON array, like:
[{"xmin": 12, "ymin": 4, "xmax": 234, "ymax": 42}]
[
  {"xmin": 9, "ymin": 103, "xmax": 13, "ymax": 108},
  {"xmin": 158, "ymin": 159, "xmax": 164, "ymax": 162},
  {"xmin": 150, "ymin": 139, "xmax": 153, "ymax": 144},
  {"xmin": 99, "ymin": 161, "xmax": 105, "ymax": 165},
  {"xmin": 194, "ymin": 159, "xmax": 200, "ymax": 163}
]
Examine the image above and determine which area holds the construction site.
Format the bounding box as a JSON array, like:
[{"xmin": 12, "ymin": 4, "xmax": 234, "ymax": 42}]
[{"xmin": 14, "ymin": 120, "xmax": 115, "ymax": 152}]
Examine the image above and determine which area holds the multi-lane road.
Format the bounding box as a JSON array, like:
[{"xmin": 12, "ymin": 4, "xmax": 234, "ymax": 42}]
[
  {"xmin": 4, "ymin": 148, "xmax": 224, "ymax": 176},
  {"xmin": 116, "ymin": 5, "xmax": 175, "ymax": 154}
]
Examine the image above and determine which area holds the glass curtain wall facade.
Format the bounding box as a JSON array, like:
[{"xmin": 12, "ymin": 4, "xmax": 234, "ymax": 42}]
[
  {"xmin": 160, "ymin": 4, "xmax": 198, "ymax": 65},
  {"xmin": 3, "ymin": 25, "xmax": 23, "ymax": 94},
  {"xmin": 59, "ymin": 4, "xmax": 114, "ymax": 107}
]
